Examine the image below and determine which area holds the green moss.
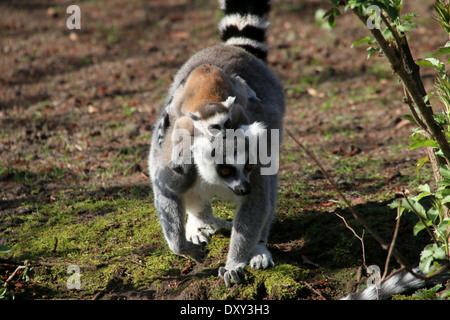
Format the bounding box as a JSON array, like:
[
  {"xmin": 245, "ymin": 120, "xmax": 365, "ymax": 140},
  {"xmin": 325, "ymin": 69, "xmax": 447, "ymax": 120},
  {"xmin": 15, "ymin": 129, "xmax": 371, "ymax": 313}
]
[{"xmin": 4, "ymin": 194, "xmax": 178, "ymax": 297}]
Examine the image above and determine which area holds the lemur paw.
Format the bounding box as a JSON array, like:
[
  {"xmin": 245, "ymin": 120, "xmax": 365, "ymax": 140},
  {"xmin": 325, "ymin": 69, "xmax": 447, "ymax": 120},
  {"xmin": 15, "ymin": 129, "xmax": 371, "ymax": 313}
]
[
  {"xmin": 249, "ymin": 243, "xmax": 274, "ymax": 270},
  {"xmin": 186, "ymin": 216, "xmax": 231, "ymax": 245},
  {"xmin": 218, "ymin": 262, "xmax": 246, "ymax": 287},
  {"xmin": 182, "ymin": 241, "xmax": 208, "ymax": 263}
]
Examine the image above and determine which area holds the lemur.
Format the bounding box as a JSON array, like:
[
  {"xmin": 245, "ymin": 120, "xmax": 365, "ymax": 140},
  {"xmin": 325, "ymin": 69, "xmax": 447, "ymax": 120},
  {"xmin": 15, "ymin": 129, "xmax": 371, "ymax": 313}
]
[
  {"xmin": 148, "ymin": 0, "xmax": 284, "ymax": 286},
  {"xmin": 170, "ymin": 62, "xmax": 258, "ymax": 133},
  {"xmin": 168, "ymin": 65, "xmax": 256, "ymax": 172}
]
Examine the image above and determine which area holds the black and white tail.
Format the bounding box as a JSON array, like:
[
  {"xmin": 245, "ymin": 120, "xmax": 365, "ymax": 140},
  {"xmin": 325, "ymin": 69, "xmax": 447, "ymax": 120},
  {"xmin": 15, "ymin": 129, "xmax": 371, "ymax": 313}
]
[
  {"xmin": 342, "ymin": 267, "xmax": 450, "ymax": 300},
  {"xmin": 218, "ymin": 0, "xmax": 271, "ymax": 61}
]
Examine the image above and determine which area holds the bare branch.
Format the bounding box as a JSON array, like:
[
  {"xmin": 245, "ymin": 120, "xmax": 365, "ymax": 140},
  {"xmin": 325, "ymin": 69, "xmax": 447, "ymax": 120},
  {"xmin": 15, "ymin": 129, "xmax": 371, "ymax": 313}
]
[
  {"xmin": 352, "ymin": 8, "xmax": 450, "ymax": 165},
  {"xmin": 382, "ymin": 204, "xmax": 402, "ymax": 281}
]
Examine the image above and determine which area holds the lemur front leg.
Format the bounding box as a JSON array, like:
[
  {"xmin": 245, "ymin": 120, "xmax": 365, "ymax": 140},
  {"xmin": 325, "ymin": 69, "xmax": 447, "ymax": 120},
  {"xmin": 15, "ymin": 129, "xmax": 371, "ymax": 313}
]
[
  {"xmin": 153, "ymin": 174, "xmax": 207, "ymax": 263},
  {"xmin": 218, "ymin": 175, "xmax": 273, "ymax": 286},
  {"xmin": 151, "ymin": 113, "xmax": 207, "ymax": 263},
  {"xmin": 249, "ymin": 174, "xmax": 277, "ymax": 270}
]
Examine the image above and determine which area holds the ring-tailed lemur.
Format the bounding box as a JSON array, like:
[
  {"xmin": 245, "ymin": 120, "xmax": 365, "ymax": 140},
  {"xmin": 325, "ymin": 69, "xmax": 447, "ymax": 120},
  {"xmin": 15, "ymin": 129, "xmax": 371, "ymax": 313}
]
[{"xmin": 148, "ymin": 0, "xmax": 284, "ymax": 286}]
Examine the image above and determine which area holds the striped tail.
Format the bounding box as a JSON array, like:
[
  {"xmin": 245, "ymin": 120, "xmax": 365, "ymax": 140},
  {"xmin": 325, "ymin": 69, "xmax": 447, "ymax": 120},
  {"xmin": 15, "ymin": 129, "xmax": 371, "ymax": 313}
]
[
  {"xmin": 218, "ymin": 0, "xmax": 271, "ymax": 61},
  {"xmin": 341, "ymin": 267, "xmax": 450, "ymax": 300}
]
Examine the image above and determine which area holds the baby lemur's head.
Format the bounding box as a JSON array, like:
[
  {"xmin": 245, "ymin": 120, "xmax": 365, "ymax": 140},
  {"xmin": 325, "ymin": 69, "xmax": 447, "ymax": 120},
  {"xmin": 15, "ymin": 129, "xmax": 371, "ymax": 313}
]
[
  {"xmin": 191, "ymin": 122, "xmax": 266, "ymax": 196},
  {"xmin": 188, "ymin": 96, "xmax": 249, "ymax": 136}
]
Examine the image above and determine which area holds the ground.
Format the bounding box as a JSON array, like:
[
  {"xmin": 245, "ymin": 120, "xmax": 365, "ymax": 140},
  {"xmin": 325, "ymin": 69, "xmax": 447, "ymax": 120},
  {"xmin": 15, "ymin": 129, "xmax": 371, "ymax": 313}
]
[{"xmin": 0, "ymin": 0, "xmax": 448, "ymax": 300}]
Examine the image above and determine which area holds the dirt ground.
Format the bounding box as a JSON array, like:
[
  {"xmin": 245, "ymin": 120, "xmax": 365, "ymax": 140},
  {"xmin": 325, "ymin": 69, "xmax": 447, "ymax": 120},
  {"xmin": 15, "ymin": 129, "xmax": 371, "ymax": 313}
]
[{"xmin": 1, "ymin": 0, "xmax": 448, "ymax": 300}]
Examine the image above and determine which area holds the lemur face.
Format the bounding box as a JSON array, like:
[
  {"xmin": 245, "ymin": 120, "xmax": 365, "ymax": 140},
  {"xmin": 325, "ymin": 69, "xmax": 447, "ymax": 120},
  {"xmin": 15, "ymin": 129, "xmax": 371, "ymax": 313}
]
[
  {"xmin": 189, "ymin": 97, "xmax": 237, "ymax": 136},
  {"xmin": 197, "ymin": 112, "xmax": 233, "ymax": 136},
  {"xmin": 215, "ymin": 162, "xmax": 254, "ymax": 195},
  {"xmin": 191, "ymin": 122, "xmax": 265, "ymax": 196}
]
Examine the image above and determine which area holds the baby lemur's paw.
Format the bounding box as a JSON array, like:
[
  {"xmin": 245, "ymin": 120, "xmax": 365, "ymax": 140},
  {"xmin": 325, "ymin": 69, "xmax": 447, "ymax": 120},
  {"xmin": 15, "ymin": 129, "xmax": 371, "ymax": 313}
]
[
  {"xmin": 178, "ymin": 241, "xmax": 208, "ymax": 263},
  {"xmin": 186, "ymin": 216, "xmax": 231, "ymax": 245},
  {"xmin": 249, "ymin": 243, "xmax": 274, "ymax": 270},
  {"xmin": 218, "ymin": 262, "xmax": 246, "ymax": 287}
]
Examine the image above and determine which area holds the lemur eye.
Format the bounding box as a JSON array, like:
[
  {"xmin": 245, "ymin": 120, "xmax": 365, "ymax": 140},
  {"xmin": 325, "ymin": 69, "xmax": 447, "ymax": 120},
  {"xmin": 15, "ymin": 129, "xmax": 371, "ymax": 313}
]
[
  {"xmin": 221, "ymin": 168, "xmax": 231, "ymax": 175},
  {"xmin": 208, "ymin": 124, "xmax": 221, "ymax": 131},
  {"xmin": 245, "ymin": 163, "xmax": 254, "ymax": 171},
  {"xmin": 224, "ymin": 119, "xmax": 232, "ymax": 128}
]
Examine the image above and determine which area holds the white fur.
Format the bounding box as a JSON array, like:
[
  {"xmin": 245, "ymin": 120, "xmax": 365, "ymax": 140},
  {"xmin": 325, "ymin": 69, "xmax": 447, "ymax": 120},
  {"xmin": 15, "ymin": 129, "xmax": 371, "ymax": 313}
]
[
  {"xmin": 222, "ymin": 96, "xmax": 236, "ymax": 107},
  {"xmin": 192, "ymin": 112, "xmax": 231, "ymax": 136},
  {"xmin": 242, "ymin": 121, "xmax": 266, "ymax": 138},
  {"xmin": 192, "ymin": 122, "xmax": 266, "ymax": 185},
  {"xmin": 223, "ymin": 37, "xmax": 269, "ymax": 53},
  {"xmin": 219, "ymin": 14, "xmax": 270, "ymax": 32}
]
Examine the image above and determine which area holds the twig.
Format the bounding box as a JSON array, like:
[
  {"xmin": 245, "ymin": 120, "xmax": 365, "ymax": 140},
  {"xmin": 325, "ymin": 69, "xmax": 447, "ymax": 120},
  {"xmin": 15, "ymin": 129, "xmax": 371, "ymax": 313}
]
[
  {"xmin": 402, "ymin": 86, "xmax": 428, "ymax": 133},
  {"xmin": 382, "ymin": 203, "xmax": 402, "ymax": 281},
  {"xmin": 4, "ymin": 265, "xmax": 26, "ymax": 285},
  {"xmin": 380, "ymin": 13, "xmax": 402, "ymax": 51},
  {"xmin": 285, "ymin": 129, "xmax": 368, "ymax": 266},
  {"xmin": 334, "ymin": 211, "xmax": 366, "ymax": 267},
  {"xmin": 285, "ymin": 129, "xmax": 417, "ymax": 275},
  {"xmin": 301, "ymin": 280, "xmax": 327, "ymax": 300}
]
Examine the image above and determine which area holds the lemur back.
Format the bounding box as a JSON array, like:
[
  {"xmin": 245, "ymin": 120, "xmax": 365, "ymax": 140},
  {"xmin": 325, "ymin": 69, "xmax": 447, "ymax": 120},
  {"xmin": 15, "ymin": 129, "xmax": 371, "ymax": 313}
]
[{"xmin": 149, "ymin": 0, "xmax": 284, "ymax": 286}]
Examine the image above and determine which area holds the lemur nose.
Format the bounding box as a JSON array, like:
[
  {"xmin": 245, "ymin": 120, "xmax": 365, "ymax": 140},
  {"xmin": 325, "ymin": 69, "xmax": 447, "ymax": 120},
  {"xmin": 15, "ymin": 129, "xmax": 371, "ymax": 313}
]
[{"xmin": 234, "ymin": 183, "xmax": 251, "ymax": 196}]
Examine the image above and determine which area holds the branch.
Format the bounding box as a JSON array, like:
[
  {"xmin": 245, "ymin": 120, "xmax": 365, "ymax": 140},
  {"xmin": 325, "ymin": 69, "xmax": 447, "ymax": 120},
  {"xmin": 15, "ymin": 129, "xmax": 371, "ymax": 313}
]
[
  {"xmin": 352, "ymin": 9, "xmax": 450, "ymax": 165},
  {"xmin": 402, "ymin": 86, "xmax": 429, "ymax": 133},
  {"xmin": 382, "ymin": 204, "xmax": 402, "ymax": 281}
]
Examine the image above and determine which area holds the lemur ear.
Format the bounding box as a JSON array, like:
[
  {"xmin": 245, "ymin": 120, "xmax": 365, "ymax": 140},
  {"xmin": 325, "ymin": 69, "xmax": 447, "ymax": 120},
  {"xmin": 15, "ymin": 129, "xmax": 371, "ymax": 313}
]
[
  {"xmin": 234, "ymin": 76, "xmax": 260, "ymax": 102},
  {"xmin": 188, "ymin": 112, "xmax": 200, "ymax": 121},
  {"xmin": 157, "ymin": 111, "xmax": 171, "ymax": 146},
  {"xmin": 222, "ymin": 96, "xmax": 236, "ymax": 108}
]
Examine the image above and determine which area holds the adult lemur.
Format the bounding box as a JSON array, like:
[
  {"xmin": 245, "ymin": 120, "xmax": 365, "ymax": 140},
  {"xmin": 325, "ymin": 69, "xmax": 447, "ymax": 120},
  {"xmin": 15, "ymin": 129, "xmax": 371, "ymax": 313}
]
[{"xmin": 148, "ymin": 0, "xmax": 284, "ymax": 287}]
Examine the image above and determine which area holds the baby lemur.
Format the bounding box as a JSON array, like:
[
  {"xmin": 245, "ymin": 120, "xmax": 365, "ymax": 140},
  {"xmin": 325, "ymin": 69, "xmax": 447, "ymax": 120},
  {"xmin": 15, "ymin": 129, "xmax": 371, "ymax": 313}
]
[{"xmin": 168, "ymin": 63, "xmax": 257, "ymax": 172}]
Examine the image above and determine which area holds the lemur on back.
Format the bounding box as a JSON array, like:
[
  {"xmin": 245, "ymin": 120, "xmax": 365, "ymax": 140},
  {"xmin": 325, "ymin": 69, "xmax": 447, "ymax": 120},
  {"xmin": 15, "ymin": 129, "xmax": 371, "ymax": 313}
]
[
  {"xmin": 147, "ymin": 0, "xmax": 450, "ymax": 295},
  {"xmin": 149, "ymin": 0, "xmax": 284, "ymax": 287}
]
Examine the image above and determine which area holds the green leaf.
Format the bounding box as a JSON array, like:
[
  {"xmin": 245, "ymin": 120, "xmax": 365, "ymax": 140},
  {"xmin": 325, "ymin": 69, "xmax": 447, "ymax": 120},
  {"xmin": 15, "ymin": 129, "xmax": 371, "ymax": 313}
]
[
  {"xmin": 416, "ymin": 57, "xmax": 448, "ymax": 78},
  {"xmin": 418, "ymin": 184, "xmax": 431, "ymax": 193},
  {"xmin": 437, "ymin": 178, "xmax": 450, "ymax": 186},
  {"xmin": 413, "ymin": 221, "xmax": 428, "ymax": 235},
  {"xmin": 401, "ymin": 13, "xmax": 419, "ymax": 21},
  {"xmin": 437, "ymin": 218, "xmax": 450, "ymax": 235},
  {"xmin": 402, "ymin": 114, "xmax": 421, "ymax": 125},
  {"xmin": 441, "ymin": 289, "xmax": 450, "ymax": 298},
  {"xmin": 322, "ymin": 7, "xmax": 340, "ymax": 19},
  {"xmin": 419, "ymin": 243, "xmax": 446, "ymax": 273},
  {"xmin": 412, "ymin": 284, "xmax": 443, "ymax": 300},
  {"xmin": 351, "ymin": 36, "xmax": 371, "ymax": 48},
  {"xmin": 409, "ymin": 138, "xmax": 439, "ymax": 150},
  {"xmin": 416, "ymin": 156, "xmax": 429, "ymax": 172},
  {"xmin": 328, "ymin": 14, "xmax": 336, "ymax": 28},
  {"xmin": 435, "ymin": 46, "xmax": 450, "ymax": 56},
  {"xmin": 420, "ymin": 255, "xmax": 434, "ymax": 274},
  {"xmin": 440, "ymin": 165, "xmax": 450, "ymax": 179},
  {"xmin": 416, "ymin": 57, "xmax": 445, "ymax": 69},
  {"xmin": 401, "ymin": 198, "xmax": 427, "ymax": 218},
  {"xmin": 440, "ymin": 195, "xmax": 450, "ymax": 204}
]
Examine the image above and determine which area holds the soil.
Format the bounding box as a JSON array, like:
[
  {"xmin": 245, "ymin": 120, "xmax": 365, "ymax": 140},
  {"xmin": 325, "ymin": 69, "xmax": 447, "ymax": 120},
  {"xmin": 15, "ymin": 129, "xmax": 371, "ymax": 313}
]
[{"xmin": 0, "ymin": 0, "xmax": 448, "ymax": 300}]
